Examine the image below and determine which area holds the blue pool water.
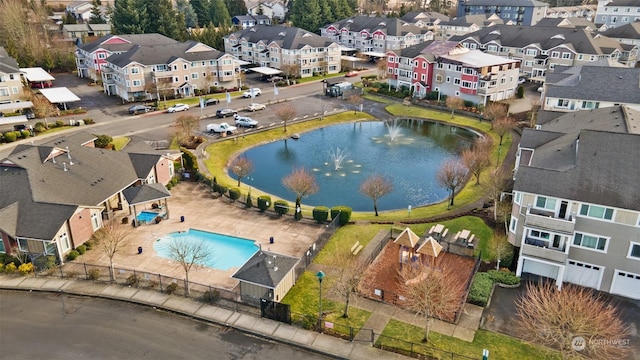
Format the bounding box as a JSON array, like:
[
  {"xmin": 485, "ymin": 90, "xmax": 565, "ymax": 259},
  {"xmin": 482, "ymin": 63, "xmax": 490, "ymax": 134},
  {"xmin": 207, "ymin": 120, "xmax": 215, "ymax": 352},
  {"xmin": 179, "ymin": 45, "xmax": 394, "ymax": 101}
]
[
  {"xmin": 153, "ymin": 229, "xmax": 259, "ymax": 271},
  {"xmin": 137, "ymin": 211, "xmax": 159, "ymax": 223}
]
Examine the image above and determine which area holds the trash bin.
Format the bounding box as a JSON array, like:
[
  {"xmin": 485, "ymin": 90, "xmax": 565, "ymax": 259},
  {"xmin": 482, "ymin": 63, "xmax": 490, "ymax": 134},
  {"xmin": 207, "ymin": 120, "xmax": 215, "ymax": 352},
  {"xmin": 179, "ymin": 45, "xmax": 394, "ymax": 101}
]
[
  {"xmin": 137, "ymin": 246, "xmax": 143, "ymax": 254},
  {"xmin": 180, "ymin": 215, "xmax": 185, "ymax": 222},
  {"xmin": 270, "ymin": 237, "xmax": 274, "ymax": 244}
]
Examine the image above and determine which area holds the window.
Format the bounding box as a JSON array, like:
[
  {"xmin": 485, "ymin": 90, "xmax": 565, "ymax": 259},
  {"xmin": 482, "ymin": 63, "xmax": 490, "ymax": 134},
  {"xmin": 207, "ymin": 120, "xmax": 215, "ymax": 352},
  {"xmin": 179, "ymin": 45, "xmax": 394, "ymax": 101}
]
[
  {"xmin": 454, "ymin": 78, "xmax": 461, "ymax": 85},
  {"xmin": 191, "ymin": 73, "xmax": 198, "ymax": 79},
  {"xmin": 132, "ymin": 80, "xmax": 141, "ymax": 86},
  {"xmin": 561, "ymin": 53, "xmax": 571, "ymax": 59},
  {"xmin": 514, "ymin": 191, "xmax": 521, "ymax": 205},
  {"xmin": 556, "ymin": 99, "xmax": 569, "ymax": 107},
  {"xmin": 446, "ymin": 76, "xmax": 451, "ymax": 83},
  {"xmin": 509, "ymin": 216, "xmax": 517, "ymax": 233},
  {"xmin": 535, "ymin": 196, "xmax": 556, "ymax": 211},
  {"xmin": 18, "ymin": 238, "xmax": 28, "ymax": 252},
  {"xmin": 462, "ymin": 81, "xmax": 472, "ymax": 88},
  {"xmin": 131, "ymin": 67, "xmax": 139, "ymax": 74},
  {"xmin": 183, "ymin": 64, "xmax": 188, "ymax": 70},
  {"xmin": 579, "ymin": 204, "xmax": 614, "ymax": 220},
  {"xmin": 97, "ymin": 53, "xmax": 106, "ymax": 59},
  {"xmin": 525, "ymin": 49, "xmax": 537, "ymax": 56},
  {"xmin": 91, "ymin": 212, "xmax": 100, "ymax": 230},
  {"xmin": 573, "ymin": 232, "xmax": 607, "ymax": 252},
  {"xmin": 529, "ymin": 230, "xmax": 550, "ymax": 240},
  {"xmin": 581, "ymin": 101, "xmax": 599, "ymax": 109},
  {"xmin": 628, "ymin": 242, "xmax": 640, "ymax": 260},
  {"xmin": 0, "ymin": 238, "xmax": 4, "ymax": 253}
]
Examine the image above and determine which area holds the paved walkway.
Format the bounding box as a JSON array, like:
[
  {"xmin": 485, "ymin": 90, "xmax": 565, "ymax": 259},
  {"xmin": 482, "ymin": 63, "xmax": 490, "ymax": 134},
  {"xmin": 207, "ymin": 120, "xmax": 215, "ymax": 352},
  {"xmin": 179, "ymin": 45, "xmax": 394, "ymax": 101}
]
[{"xmin": 0, "ymin": 275, "xmax": 411, "ymax": 360}]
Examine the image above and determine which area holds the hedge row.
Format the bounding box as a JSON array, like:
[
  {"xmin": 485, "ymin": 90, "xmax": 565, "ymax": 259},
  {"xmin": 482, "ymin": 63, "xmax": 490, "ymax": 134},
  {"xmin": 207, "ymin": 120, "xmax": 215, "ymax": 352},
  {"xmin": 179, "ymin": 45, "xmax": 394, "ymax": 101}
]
[{"xmin": 468, "ymin": 270, "xmax": 521, "ymax": 307}]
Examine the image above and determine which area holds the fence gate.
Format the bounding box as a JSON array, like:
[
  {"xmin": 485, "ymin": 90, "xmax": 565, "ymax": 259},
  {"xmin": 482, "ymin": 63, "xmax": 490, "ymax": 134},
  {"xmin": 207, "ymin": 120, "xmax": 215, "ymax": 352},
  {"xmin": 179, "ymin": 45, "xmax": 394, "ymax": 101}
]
[{"xmin": 260, "ymin": 298, "xmax": 291, "ymax": 325}]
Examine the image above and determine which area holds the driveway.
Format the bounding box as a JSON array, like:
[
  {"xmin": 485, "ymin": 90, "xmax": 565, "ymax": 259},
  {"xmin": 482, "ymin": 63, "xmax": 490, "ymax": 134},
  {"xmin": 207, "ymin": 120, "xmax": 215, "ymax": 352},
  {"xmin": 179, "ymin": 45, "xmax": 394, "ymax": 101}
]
[{"xmin": 51, "ymin": 72, "xmax": 124, "ymax": 116}]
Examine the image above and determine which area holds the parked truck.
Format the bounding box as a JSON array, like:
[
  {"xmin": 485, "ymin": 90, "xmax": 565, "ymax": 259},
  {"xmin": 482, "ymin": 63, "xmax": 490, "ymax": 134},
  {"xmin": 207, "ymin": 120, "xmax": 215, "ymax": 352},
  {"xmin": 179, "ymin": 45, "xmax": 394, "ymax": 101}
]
[{"xmin": 326, "ymin": 82, "xmax": 354, "ymax": 97}]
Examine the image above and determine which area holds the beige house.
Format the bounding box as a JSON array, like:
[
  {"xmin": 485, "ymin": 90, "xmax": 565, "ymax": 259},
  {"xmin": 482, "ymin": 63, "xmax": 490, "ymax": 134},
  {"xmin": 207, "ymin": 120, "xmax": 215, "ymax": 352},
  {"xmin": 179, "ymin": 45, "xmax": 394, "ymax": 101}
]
[
  {"xmin": 101, "ymin": 41, "xmax": 239, "ymax": 102},
  {"xmin": 232, "ymin": 250, "xmax": 300, "ymax": 305},
  {"xmin": 0, "ymin": 47, "xmax": 24, "ymax": 104}
]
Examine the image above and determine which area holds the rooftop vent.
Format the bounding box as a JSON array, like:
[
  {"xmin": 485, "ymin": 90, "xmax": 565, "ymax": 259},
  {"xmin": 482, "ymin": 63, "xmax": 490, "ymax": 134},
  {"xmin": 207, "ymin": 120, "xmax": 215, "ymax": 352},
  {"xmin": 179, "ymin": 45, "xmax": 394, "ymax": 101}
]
[
  {"xmin": 489, "ymin": 30, "xmax": 500, "ymax": 35},
  {"xmin": 551, "ymin": 34, "xmax": 565, "ymax": 40},
  {"xmin": 278, "ymin": 31, "xmax": 285, "ymax": 36}
]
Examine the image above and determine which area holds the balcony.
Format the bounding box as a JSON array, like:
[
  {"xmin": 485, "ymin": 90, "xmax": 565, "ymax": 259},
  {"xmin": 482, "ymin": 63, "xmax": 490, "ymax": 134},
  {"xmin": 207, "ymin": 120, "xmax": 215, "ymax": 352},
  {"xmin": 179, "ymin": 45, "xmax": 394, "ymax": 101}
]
[
  {"xmin": 522, "ymin": 240, "xmax": 567, "ymax": 264},
  {"xmin": 152, "ymin": 70, "xmax": 173, "ymax": 80},
  {"xmin": 524, "ymin": 208, "xmax": 575, "ymax": 234},
  {"xmin": 398, "ymin": 61, "xmax": 414, "ymax": 71}
]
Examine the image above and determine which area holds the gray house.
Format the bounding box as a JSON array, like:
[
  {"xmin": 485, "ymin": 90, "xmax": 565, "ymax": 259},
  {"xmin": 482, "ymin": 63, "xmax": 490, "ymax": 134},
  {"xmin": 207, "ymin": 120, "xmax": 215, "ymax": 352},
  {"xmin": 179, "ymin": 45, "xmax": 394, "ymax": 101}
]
[
  {"xmin": 595, "ymin": 0, "xmax": 640, "ymax": 30},
  {"xmin": 509, "ymin": 105, "xmax": 640, "ymax": 300},
  {"xmin": 232, "ymin": 250, "xmax": 299, "ymax": 305},
  {"xmin": 456, "ymin": 0, "xmax": 548, "ymax": 26}
]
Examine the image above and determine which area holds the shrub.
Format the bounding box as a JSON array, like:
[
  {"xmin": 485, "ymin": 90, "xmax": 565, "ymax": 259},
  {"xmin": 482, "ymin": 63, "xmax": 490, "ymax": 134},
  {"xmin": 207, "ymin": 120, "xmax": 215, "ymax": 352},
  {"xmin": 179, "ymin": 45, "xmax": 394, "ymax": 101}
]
[
  {"xmin": 76, "ymin": 245, "xmax": 87, "ymax": 255},
  {"xmin": 3, "ymin": 131, "xmax": 17, "ymax": 142},
  {"xmin": 87, "ymin": 268, "xmax": 100, "ymax": 280},
  {"xmin": 84, "ymin": 240, "xmax": 94, "ymax": 250},
  {"xmin": 66, "ymin": 250, "xmax": 79, "ymax": 261},
  {"xmin": 35, "ymin": 121, "xmax": 46, "ymax": 129},
  {"xmin": 468, "ymin": 270, "xmax": 520, "ymax": 307},
  {"xmin": 0, "ymin": 253, "xmax": 20, "ymax": 267},
  {"xmin": 257, "ymin": 196, "xmax": 271, "ymax": 212},
  {"xmin": 202, "ymin": 289, "xmax": 220, "ymax": 303},
  {"xmin": 94, "ymin": 134, "xmax": 113, "ymax": 148},
  {"xmin": 463, "ymin": 100, "xmax": 475, "ymax": 108},
  {"xmin": 165, "ymin": 282, "xmax": 179, "ymax": 294},
  {"xmin": 5, "ymin": 262, "xmax": 17, "ymax": 273},
  {"xmin": 517, "ymin": 85, "xmax": 525, "ymax": 99},
  {"xmin": 55, "ymin": 120, "xmax": 64, "ymax": 127},
  {"xmin": 487, "ymin": 269, "xmax": 520, "ymax": 285},
  {"xmin": 83, "ymin": 118, "xmax": 95, "ymax": 124},
  {"xmin": 34, "ymin": 124, "xmax": 46, "ymax": 132},
  {"xmin": 330, "ymin": 206, "xmax": 352, "ymax": 226},
  {"xmin": 274, "ymin": 200, "xmax": 289, "ymax": 216},
  {"xmin": 18, "ymin": 263, "xmax": 34, "ymax": 274},
  {"xmin": 45, "ymin": 255, "xmax": 57, "ymax": 269},
  {"xmin": 180, "ymin": 147, "xmax": 198, "ymax": 171},
  {"xmin": 312, "ymin": 206, "xmax": 330, "ymax": 223},
  {"xmin": 499, "ymin": 244, "xmax": 515, "ymax": 269},
  {"xmin": 217, "ymin": 184, "xmax": 227, "ymax": 196},
  {"xmin": 21, "ymin": 130, "xmax": 31, "ymax": 138},
  {"xmin": 245, "ymin": 193, "xmax": 253, "ymax": 208},
  {"xmin": 126, "ymin": 274, "xmax": 140, "ymax": 286},
  {"xmin": 0, "ymin": 263, "xmax": 4, "ymax": 272},
  {"xmin": 229, "ymin": 187, "xmax": 241, "ymax": 202}
]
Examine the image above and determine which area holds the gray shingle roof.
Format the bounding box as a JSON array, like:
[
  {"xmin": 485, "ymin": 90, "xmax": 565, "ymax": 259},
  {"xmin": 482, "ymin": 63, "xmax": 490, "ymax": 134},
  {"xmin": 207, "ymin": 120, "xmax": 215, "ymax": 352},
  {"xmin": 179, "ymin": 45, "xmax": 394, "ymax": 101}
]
[
  {"xmin": 325, "ymin": 16, "xmax": 430, "ymax": 37},
  {"xmin": 78, "ymin": 33, "xmax": 178, "ymax": 54},
  {"xmin": 441, "ymin": 14, "xmax": 504, "ymax": 27},
  {"xmin": 515, "ymin": 106, "xmax": 640, "ymax": 211},
  {"xmin": 122, "ymin": 183, "xmax": 171, "ymax": 205},
  {"xmin": 230, "ymin": 25, "xmax": 335, "ymax": 49},
  {"xmin": 461, "ymin": 0, "xmax": 547, "ymax": 6},
  {"xmin": 601, "ymin": 22, "xmax": 640, "ymax": 39},
  {"xmin": 0, "ymin": 46, "xmax": 20, "ymax": 74},
  {"xmin": 545, "ymin": 66, "xmax": 640, "ymax": 105},
  {"xmin": 106, "ymin": 41, "xmax": 223, "ymax": 68},
  {"xmin": 232, "ymin": 251, "xmax": 299, "ymax": 288},
  {"xmin": 389, "ymin": 40, "xmax": 460, "ymax": 60},
  {"xmin": 603, "ymin": 0, "xmax": 640, "ymax": 6},
  {"xmin": 400, "ymin": 11, "xmax": 450, "ymax": 23}
]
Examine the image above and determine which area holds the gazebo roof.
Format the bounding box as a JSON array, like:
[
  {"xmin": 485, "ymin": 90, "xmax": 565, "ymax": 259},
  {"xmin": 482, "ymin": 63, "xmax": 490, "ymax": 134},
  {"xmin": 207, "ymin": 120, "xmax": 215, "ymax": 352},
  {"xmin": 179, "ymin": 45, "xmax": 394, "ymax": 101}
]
[
  {"xmin": 393, "ymin": 227, "xmax": 421, "ymax": 248},
  {"xmin": 417, "ymin": 236, "xmax": 443, "ymax": 258}
]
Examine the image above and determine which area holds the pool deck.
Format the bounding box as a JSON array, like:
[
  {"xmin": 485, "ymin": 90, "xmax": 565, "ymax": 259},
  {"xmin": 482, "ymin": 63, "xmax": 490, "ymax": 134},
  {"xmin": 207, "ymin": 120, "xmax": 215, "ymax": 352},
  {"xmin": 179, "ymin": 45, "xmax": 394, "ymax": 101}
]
[{"xmin": 75, "ymin": 182, "xmax": 328, "ymax": 290}]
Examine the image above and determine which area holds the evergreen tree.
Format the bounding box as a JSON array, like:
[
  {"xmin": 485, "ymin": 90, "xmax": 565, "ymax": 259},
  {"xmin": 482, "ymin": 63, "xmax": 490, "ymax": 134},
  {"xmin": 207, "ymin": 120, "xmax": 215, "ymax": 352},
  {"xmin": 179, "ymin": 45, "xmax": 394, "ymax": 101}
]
[
  {"xmin": 225, "ymin": 0, "xmax": 247, "ymax": 17},
  {"xmin": 209, "ymin": 0, "xmax": 231, "ymax": 28},
  {"xmin": 289, "ymin": 0, "xmax": 322, "ymax": 33},
  {"xmin": 320, "ymin": 0, "xmax": 334, "ymax": 24},
  {"xmin": 189, "ymin": 0, "xmax": 211, "ymax": 27},
  {"xmin": 176, "ymin": 0, "xmax": 198, "ymax": 28},
  {"xmin": 152, "ymin": 0, "xmax": 182, "ymax": 39},
  {"xmin": 112, "ymin": 0, "xmax": 145, "ymax": 34},
  {"xmin": 89, "ymin": 0, "xmax": 106, "ymax": 23},
  {"xmin": 335, "ymin": 0, "xmax": 355, "ymax": 20},
  {"xmin": 42, "ymin": 49, "xmax": 55, "ymax": 71}
]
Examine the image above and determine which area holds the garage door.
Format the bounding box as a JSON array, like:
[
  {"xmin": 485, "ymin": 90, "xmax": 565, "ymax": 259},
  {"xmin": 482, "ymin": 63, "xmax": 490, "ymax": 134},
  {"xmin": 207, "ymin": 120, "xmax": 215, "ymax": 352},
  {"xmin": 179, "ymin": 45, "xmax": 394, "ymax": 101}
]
[
  {"xmin": 564, "ymin": 260, "xmax": 602, "ymax": 289},
  {"xmin": 610, "ymin": 270, "xmax": 640, "ymax": 300},
  {"xmin": 522, "ymin": 258, "xmax": 559, "ymax": 279}
]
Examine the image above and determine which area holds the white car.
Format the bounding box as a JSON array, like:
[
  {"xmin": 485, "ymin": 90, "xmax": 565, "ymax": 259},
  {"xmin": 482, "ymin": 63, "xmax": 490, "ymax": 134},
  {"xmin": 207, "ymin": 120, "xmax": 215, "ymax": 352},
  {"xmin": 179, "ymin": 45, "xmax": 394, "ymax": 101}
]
[
  {"xmin": 167, "ymin": 104, "xmax": 189, "ymax": 113},
  {"xmin": 517, "ymin": 78, "xmax": 526, "ymax": 85},
  {"xmin": 234, "ymin": 115, "xmax": 258, "ymax": 128},
  {"xmin": 247, "ymin": 103, "xmax": 266, "ymax": 112},
  {"xmin": 242, "ymin": 88, "xmax": 261, "ymax": 98},
  {"xmin": 207, "ymin": 122, "xmax": 237, "ymax": 134}
]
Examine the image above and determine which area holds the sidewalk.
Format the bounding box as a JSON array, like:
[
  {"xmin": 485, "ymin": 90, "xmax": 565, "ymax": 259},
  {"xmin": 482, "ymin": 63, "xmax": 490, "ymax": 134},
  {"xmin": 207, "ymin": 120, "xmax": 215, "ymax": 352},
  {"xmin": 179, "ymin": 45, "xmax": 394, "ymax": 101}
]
[{"xmin": 0, "ymin": 275, "xmax": 411, "ymax": 360}]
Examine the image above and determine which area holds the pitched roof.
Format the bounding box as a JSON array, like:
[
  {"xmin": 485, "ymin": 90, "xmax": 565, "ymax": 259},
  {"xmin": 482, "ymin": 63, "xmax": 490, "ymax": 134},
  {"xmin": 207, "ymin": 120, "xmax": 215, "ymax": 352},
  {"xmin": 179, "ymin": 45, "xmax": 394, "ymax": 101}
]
[
  {"xmin": 441, "ymin": 14, "xmax": 504, "ymax": 27},
  {"xmin": 78, "ymin": 33, "xmax": 178, "ymax": 54},
  {"xmin": 230, "ymin": 25, "xmax": 335, "ymax": 49},
  {"xmin": 232, "ymin": 251, "xmax": 299, "ymax": 288},
  {"xmin": 601, "ymin": 22, "xmax": 640, "ymax": 39},
  {"xmin": 515, "ymin": 106, "xmax": 640, "ymax": 211},
  {"xmin": 389, "ymin": 40, "xmax": 462, "ymax": 60},
  {"xmin": 325, "ymin": 16, "xmax": 430, "ymax": 36},
  {"xmin": 0, "ymin": 47, "xmax": 20, "ymax": 74},
  {"xmin": 106, "ymin": 41, "xmax": 224, "ymax": 68},
  {"xmin": 460, "ymin": 0, "xmax": 547, "ymax": 6},
  {"xmin": 394, "ymin": 227, "xmax": 421, "ymax": 248},
  {"xmin": 602, "ymin": 0, "xmax": 640, "ymax": 6},
  {"xmin": 122, "ymin": 183, "xmax": 171, "ymax": 205},
  {"xmin": 400, "ymin": 11, "xmax": 449, "ymax": 23}
]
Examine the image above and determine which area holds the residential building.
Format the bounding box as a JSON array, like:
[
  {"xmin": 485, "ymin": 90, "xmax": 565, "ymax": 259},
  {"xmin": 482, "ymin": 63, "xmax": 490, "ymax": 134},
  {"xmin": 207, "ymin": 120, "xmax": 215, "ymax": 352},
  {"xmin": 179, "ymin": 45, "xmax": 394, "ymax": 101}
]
[
  {"xmin": 595, "ymin": 0, "xmax": 640, "ymax": 30},
  {"xmin": 509, "ymin": 105, "xmax": 640, "ymax": 300},
  {"xmin": 225, "ymin": 25, "xmax": 341, "ymax": 78},
  {"xmin": 438, "ymin": 14, "xmax": 506, "ymax": 39},
  {"xmin": 247, "ymin": 1, "xmax": 287, "ymax": 21},
  {"xmin": 0, "ymin": 132, "xmax": 181, "ymax": 261},
  {"xmin": 62, "ymin": 23, "xmax": 111, "ymax": 40},
  {"xmin": 534, "ymin": 17, "xmax": 597, "ymax": 32},
  {"xmin": 450, "ymin": 25, "xmax": 638, "ymax": 80},
  {"xmin": 232, "ymin": 15, "xmax": 271, "ymax": 29},
  {"xmin": 66, "ymin": 1, "xmax": 93, "ymax": 22},
  {"xmin": 546, "ymin": 5, "xmax": 596, "ymax": 20},
  {"xmin": 541, "ymin": 65, "xmax": 640, "ymax": 112},
  {"xmin": 400, "ymin": 11, "xmax": 450, "ymax": 30},
  {"xmin": 601, "ymin": 22, "xmax": 640, "ymax": 47},
  {"xmin": 76, "ymin": 33, "xmax": 178, "ymax": 81},
  {"xmin": 457, "ymin": 0, "xmax": 548, "ymax": 26},
  {"xmin": 0, "ymin": 47, "xmax": 23, "ymax": 104},
  {"xmin": 101, "ymin": 41, "xmax": 239, "ymax": 102},
  {"xmin": 320, "ymin": 16, "xmax": 434, "ymax": 53},
  {"xmin": 386, "ymin": 40, "xmax": 520, "ymax": 104}
]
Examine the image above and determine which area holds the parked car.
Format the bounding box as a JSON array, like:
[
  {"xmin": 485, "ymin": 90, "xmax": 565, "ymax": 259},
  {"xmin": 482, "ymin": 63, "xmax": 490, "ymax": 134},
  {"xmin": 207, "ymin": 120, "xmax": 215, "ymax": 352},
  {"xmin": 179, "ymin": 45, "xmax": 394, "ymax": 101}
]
[
  {"xmin": 234, "ymin": 115, "xmax": 258, "ymax": 128},
  {"xmin": 246, "ymin": 103, "xmax": 266, "ymax": 112},
  {"xmin": 537, "ymin": 86, "xmax": 544, "ymax": 93},
  {"xmin": 242, "ymin": 88, "xmax": 261, "ymax": 98},
  {"xmin": 345, "ymin": 71, "xmax": 359, "ymax": 77},
  {"xmin": 167, "ymin": 104, "xmax": 189, "ymax": 113},
  {"xmin": 216, "ymin": 108, "xmax": 238, "ymax": 118},
  {"xmin": 207, "ymin": 122, "xmax": 237, "ymax": 134},
  {"xmin": 128, "ymin": 105, "xmax": 154, "ymax": 114},
  {"xmin": 518, "ymin": 78, "xmax": 526, "ymax": 85},
  {"xmin": 22, "ymin": 108, "xmax": 35, "ymax": 119},
  {"xmin": 201, "ymin": 98, "xmax": 220, "ymax": 107},
  {"xmin": 31, "ymin": 82, "xmax": 53, "ymax": 89}
]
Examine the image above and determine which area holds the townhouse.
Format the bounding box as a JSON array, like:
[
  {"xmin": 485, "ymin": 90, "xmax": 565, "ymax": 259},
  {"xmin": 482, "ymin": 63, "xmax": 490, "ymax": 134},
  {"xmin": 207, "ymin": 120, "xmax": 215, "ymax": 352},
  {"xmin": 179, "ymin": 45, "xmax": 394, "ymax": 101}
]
[
  {"xmin": 595, "ymin": 0, "xmax": 640, "ymax": 30},
  {"xmin": 224, "ymin": 25, "xmax": 341, "ymax": 78},
  {"xmin": 232, "ymin": 15, "xmax": 272, "ymax": 29},
  {"xmin": 450, "ymin": 25, "xmax": 638, "ymax": 79},
  {"xmin": 546, "ymin": 5, "xmax": 596, "ymax": 20},
  {"xmin": 101, "ymin": 41, "xmax": 239, "ymax": 102},
  {"xmin": 438, "ymin": 14, "xmax": 506, "ymax": 39},
  {"xmin": 0, "ymin": 47, "xmax": 23, "ymax": 104},
  {"xmin": 247, "ymin": 1, "xmax": 287, "ymax": 21},
  {"xmin": 509, "ymin": 105, "xmax": 640, "ymax": 300},
  {"xmin": 320, "ymin": 16, "xmax": 434, "ymax": 53},
  {"xmin": 457, "ymin": 0, "xmax": 548, "ymax": 26},
  {"xmin": 541, "ymin": 65, "xmax": 640, "ymax": 112},
  {"xmin": 62, "ymin": 23, "xmax": 111, "ymax": 40},
  {"xmin": 601, "ymin": 22, "xmax": 640, "ymax": 47},
  {"xmin": 75, "ymin": 33, "xmax": 179, "ymax": 81},
  {"xmin": 0, "ymin": 132, "xmax": 180, "ymax": 262},
  {"xmin": 399, "ymin": 11, "xmax": 450, "ymax": 30},
  {"xmin": 386, "ymin": 40, "xmax": 520, "ymax": 104}
]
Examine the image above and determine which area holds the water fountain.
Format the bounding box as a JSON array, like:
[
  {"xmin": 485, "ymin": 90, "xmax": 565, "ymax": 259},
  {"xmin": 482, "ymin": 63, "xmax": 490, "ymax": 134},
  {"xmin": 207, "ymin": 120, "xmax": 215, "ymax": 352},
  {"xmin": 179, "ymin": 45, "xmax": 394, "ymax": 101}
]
[
  {"xmin": 328, "ymin": 147, "xmax": 349, "ymax": 171},
  {"xmin": 386, "ymin": 119, "xmax": 402, "ymax": 142}
]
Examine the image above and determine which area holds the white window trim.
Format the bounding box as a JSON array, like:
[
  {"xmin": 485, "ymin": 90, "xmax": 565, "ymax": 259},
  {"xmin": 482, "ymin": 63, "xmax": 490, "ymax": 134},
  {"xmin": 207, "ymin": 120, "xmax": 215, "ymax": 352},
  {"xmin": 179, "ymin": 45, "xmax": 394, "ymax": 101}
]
[
  {"xmin": 509, "ymin": 216, "xmax": 517, "ymax": 234},
  {"xmin": 573, "ymin": 231, "xmax": 609, "ymax": 254},
  {"xmin": 627, "ymin": 241, "xmax": 640, "ymax": 261},
  {"xmin": 579, "ymin": 204, "xmax": 615, "ymax": 222}
]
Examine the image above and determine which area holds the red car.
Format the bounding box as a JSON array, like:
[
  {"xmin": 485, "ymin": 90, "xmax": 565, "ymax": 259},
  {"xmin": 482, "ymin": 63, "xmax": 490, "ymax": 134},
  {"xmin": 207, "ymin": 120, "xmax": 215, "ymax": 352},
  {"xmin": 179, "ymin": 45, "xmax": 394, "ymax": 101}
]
[
  {"xmin": 345, "ymin": 71, "xmax": 359, "ymax": 77},
  {"xmin": 31, "ymin": 82, "xmax": 53, "ymax": 89}
]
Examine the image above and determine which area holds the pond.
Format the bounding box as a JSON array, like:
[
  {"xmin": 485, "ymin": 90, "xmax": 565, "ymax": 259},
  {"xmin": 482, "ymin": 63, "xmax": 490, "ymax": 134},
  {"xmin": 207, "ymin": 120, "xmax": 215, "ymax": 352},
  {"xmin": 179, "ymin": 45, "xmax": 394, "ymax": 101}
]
[{"xmin": 234, "ymin": 119, "xmax": 478, "ymax": 212}]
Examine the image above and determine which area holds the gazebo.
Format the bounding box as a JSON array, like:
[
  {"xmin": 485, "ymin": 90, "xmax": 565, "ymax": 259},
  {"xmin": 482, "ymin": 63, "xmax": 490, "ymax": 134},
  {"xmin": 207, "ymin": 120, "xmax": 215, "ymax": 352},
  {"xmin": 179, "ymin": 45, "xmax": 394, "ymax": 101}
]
[
  {"xmin": 122, "ymin": 183, "xmax": 172, "ymax": 225},
  {"xmin": 393, "ymin": 227, "xmax": 421, "ymax": 266},
  {"xmin": 417, "ymin": 236, "xmax": 443, "ymax": 267}
]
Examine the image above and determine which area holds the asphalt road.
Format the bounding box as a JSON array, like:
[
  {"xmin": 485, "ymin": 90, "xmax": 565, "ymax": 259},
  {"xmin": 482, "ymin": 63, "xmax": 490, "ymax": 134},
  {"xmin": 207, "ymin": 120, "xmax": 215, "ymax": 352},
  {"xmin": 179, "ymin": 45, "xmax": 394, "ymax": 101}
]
[{"xmin": 0, "ymin": 290, "xmax": 335, "ymax": 360}]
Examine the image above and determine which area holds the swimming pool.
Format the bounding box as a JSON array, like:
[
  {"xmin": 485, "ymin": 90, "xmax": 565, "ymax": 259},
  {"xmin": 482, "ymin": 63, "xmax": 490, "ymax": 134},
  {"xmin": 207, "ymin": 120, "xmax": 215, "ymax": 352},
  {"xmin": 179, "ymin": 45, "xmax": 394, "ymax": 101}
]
[
  {"xmin": 153, "ymin": 229, "xmax": 259, "ymax": 271},
  {"xmin": 137, "ymin": 211, "xmax": 159, "ymax": 223}
]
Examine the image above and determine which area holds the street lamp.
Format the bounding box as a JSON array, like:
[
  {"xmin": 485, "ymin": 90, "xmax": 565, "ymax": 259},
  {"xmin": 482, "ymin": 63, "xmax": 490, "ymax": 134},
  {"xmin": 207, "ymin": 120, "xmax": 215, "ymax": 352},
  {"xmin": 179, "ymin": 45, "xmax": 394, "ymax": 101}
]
[{"xmin": 316, "ymin": 270, "xmax": 325, "ymax": 332}]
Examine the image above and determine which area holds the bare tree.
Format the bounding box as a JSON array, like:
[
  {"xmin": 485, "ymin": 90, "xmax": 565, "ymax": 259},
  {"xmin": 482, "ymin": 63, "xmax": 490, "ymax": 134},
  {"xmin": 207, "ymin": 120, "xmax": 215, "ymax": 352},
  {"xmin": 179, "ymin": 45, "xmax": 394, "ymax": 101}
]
[
  {"xmin": 376, "ymin": 58, "xmax": 387, "ymax": 79},
  {"xmin": 282, "ymin": 168, "xmax": 319, "ymax": 220},
  {"xmin": 492, "ymin": 234, "xmax": 513, "ymax": 270},
  {"xmin": 327, "ymin": 250, "xmax": 368, "ymax": 318},
  {"xmin": 347, "ymin": 94, "xmax": 361, "ymax": 114},
  {"xmin": 230, "ymin": 157, "xmax": 253, "ymax": 187},
  {"xmin": 280, "ymin": 63, "xmax": 299, "ymax": 81},
  {"xmin": 517, "ymin": 282, "xmax": 630, "ymax": 360},
  {"xmin": 92, "ymin": 219, "xmax": 132, "ymax": 281},
  {"xmin": 483, "ymin": 102, "xmax": 508, "ymax": 122},
  {"xmin": 359, "ymin": 174, "xmax": 393, "ymax": 216},
  {"xmin": 461, "ymin": 137, "xmax": 492, "ymax": 185},
  {"xmin": 167, "ymin": 236, "xmax": 213, "ymax": 295},
  {"xmin": 436, "ymin": 160, "xmax": 468, "ymax": 207},
  {"xmin": 493, "ymin": 117, "xmax": 515, "ymax": 145},
  {"xmin": 445, "ymin": 96, "xmax": 464, "ymax": 118},
  {"xmin": 398, "ymin": 262, "xmax": 465, "ymax": 342},
  {"xmin": 174, "ymin": 115, "xmax": 199, "ymax": 146},
  {"xmin": 482, "ymin": 167, "xmax": 510, "ymax": 222},
  {"xmin": 275, "ymin": 103, "xmax": 297, "ymax": 132}
]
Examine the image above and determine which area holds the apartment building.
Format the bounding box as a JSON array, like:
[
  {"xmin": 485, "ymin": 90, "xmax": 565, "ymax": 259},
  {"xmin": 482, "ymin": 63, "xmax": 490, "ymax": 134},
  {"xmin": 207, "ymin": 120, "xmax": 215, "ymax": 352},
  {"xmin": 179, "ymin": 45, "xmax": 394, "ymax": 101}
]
[
  {"xmin": 595, "ymin": 0, "xmax": 640, "ymax": 30},
  {"xmin": 457, "ymin": 0, "xmax": 548, "ymax": 26},
  {"xmin": 224, "ymin": 25, "xmax": 341, "ymax": 78},
  {"xmin": 387, "ymin": 40, "xmax": 520, "ymax": 104},
  {"xmin": 321, "ymin": 16, "xmax": 434, "ymax": 53},
  {"xmin": 509, "ymin": 106, "xmax": 640, "ymax": 300},
  {"xmin": 0, "ymin": 47, "xmax": 23, "ymax": 104},
  {"xmin": 101, "ymin": 41, "xmax": 239, "ymax": 102}
]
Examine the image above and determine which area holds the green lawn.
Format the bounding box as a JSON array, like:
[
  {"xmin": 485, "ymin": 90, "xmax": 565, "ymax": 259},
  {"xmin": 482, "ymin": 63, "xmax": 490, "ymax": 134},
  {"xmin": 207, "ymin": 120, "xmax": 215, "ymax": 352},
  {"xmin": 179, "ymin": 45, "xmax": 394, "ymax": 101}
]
[
  {"xmin": 362, "ymin": 93, "xmax": 395, "ymax": 104},
  {"xmin": 158, "ymin": 91, "xmax": 244, "ymax": 109},
  {"xmin": 111, "ymin": 136, "xmax": 129, "ymax": 151}
]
